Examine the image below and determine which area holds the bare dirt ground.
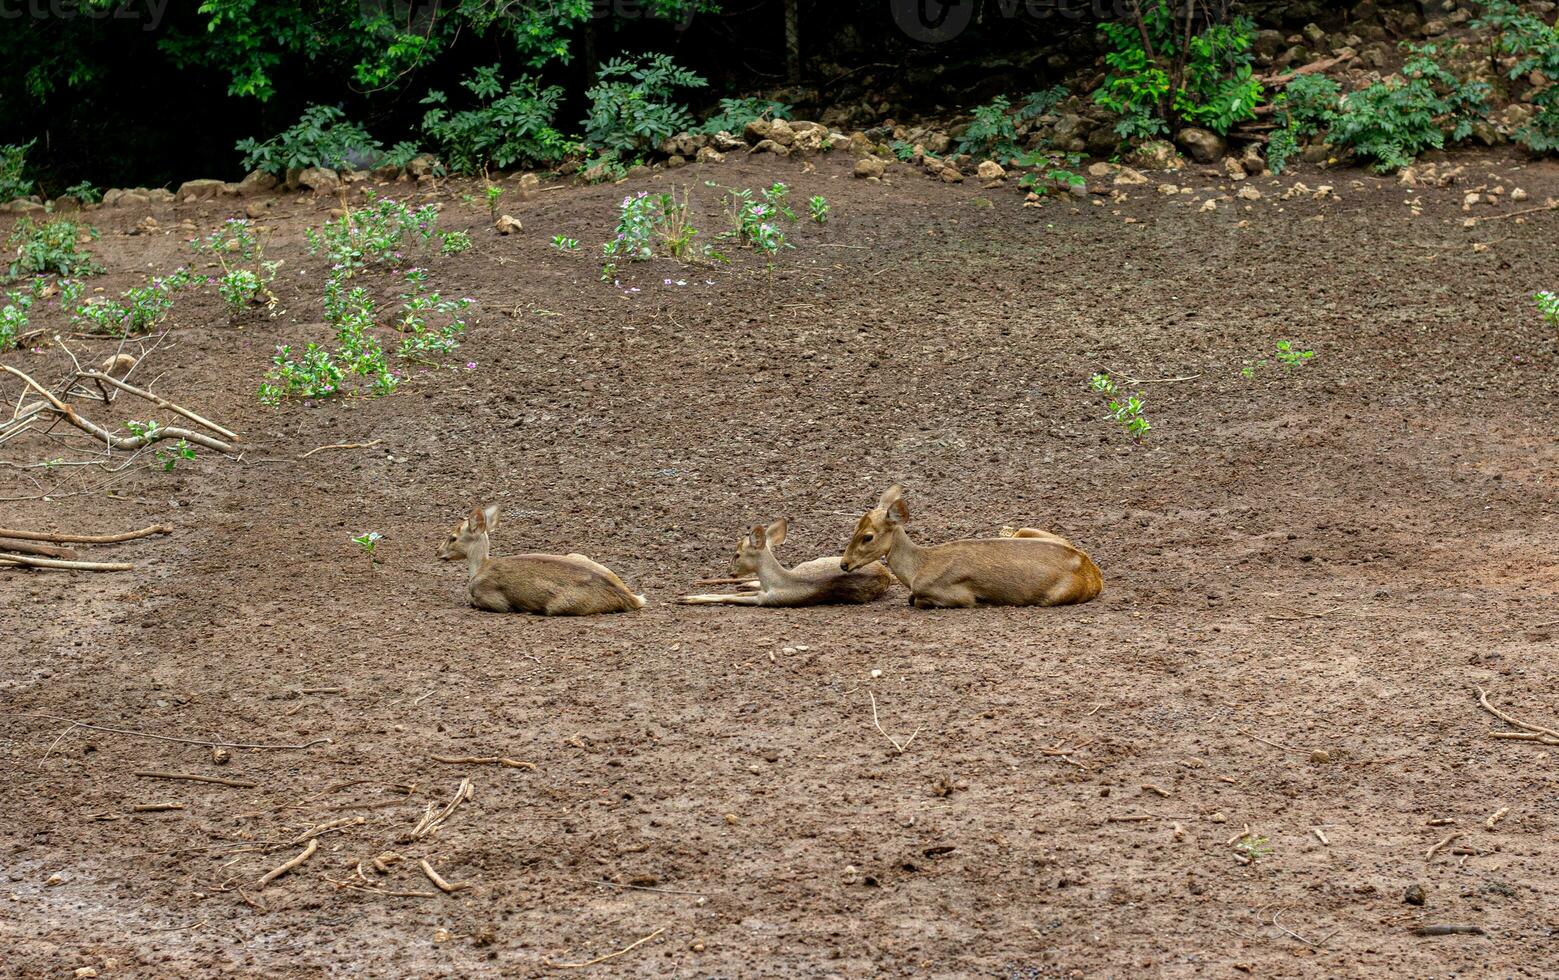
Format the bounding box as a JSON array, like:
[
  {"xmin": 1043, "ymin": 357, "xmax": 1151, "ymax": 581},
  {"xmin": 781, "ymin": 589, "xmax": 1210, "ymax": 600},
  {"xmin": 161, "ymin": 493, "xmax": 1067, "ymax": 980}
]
[{"xmin": 2, "ymin": 149, "xmax": 1556, "ymax": 978}]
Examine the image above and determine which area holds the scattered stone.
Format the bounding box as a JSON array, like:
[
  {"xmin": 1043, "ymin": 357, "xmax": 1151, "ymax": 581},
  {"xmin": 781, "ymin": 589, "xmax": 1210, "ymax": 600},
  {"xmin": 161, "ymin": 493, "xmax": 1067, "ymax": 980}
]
[
  {"xmin": 1404, "ymin": 883, "xmax": 1427, "ymax": 906},
  {"xmin": 1157, "ymin": 183, "xmax": 1179, "ymax": 195},
  {"xmin": 1237, "ymin": 186, "xmax": 1262, "ymax": 201},
  {"xmin": 118, "ymin": 190, "xmax": 151, "ymax": 209},
  {"xmin": 1511, "ymin": 187, "xmax": 1528, "ymax": 202},
  {"xmin": 743, "ymin": 118, "xmax": 773, "ymax": 144},
  {"xmin": 1224, "ymin": 157, "xmax": 1247, "ymax": 181},
  {"xmin": 1313, "ymin": 185, "xmax": 1336, "ymax": 200},
  {"xmin": 976, "ymin": 160, "xmax": 1006, "ymax": 181},
  {"xmin": 853, "ymin": 156, "xmax": 886, "ymax": 179},
  {"xmin": 625, "ymin": 164, "xmax": 650, "ymax": 180},
  {"xmin": 665, "ymin": 154, "xmax": 687, "ymax": 168},
  {"xmin": 176, "ymin": 178, "xmax": 226, "ymax": 202},
  {"xmin": 767, "ymin": 118, "xmax": 796, "ymax": 147},
  {"xmin": 1175, "ymin": 126, "xmax": 1227, "ymax": 164},
  {"xmin": 1241, "ymin": 143, "xmax": 1267, "ymax": 177},
  {"xmin": 1127, "ymin": 140, "xmax": 1183, "ymax": 171},
  {"xmin": 940, "ymin": 167, "xmax": 964, "ymax": 183},
  {"xmin": 406, "ymin": 154, "xmax": 439, "ymax": 179},
  {"xmin": 1309, "ymin": 748, "xmax": 1330, "ymax": 763},
  {"xmin": 245, "ymin": 200, "xmax": 272, "ymax": 219},
  {"xmin": 131, "ymin": 216, "xmax": 159, "ymax": 235},
  {"xmin": 1112, "ymin": 167, "xmax": 1148, "ymax": 186},
  {"xmin": 1199, "ymin": 198, "xmax": 1217, "ymax": 212},
  {"xmin": 711, "ymin": 130, "xmax": 746, "ymax": 152},
  {"xmin": 518, "ymin": 173, "xmax": 541, "ymax": 199},
  {"xmin": 749, "ymin": 139, "xmax": 790, "ymax": 156},
  {"xmin": 1087, "ymin": 161, "xmax": 1115, "ymax": 178},
  {"xmin": 696, "ymin": 146, "xmax": 726, "ymax": 164},
  {"xmin": 371, "ymin": 163, "xmax": 401, "ymax": 181},
  {"xmin": 46, "ymin": 872, "xmax": 66, "ymax": 886},
  {"xmin": 1463, "ymin": 192, "xmax": 1481, "ymax": 210},
  {"xmin": 298, "ymin": 167, "xmax": 341, "ymax": 194},
  {"xmin": 75, "ymin": 970, "xmax": 99, "ymax": 979},
  {"xmin": 494, "ymin": 214, "xmax": 522, "ymax": 235}
]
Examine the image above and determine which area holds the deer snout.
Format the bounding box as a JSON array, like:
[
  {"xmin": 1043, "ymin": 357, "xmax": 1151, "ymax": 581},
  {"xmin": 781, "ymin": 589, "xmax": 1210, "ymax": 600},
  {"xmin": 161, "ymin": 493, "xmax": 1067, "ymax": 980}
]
[{"xmin": 839, "ymin": 558, "xmax": 852, "ymax": 572}]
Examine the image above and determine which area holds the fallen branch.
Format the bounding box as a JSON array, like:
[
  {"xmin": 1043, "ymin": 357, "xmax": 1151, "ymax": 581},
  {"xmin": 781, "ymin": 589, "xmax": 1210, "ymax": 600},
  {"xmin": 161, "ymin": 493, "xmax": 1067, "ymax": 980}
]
[
  {"xmin": 129, "ymin": 803, "xmax": 186, "ymax": 813},
  {"xmin": 0, "ymin": 539, "xmax": 79, "ymax": 559},
  {"xmin": 1475, "ymin": 686, "xmax": 1559, "ymax": 745},
  {"xmin": 1425, "ymin": 833, "xmax": 1459, "ymax": 861},
  {"xmin": 428, "ymin": 755, "xmax": 536, "ymax": 770},
  {"xmin": 1485, "ymin": 806, "xmax": 1509, "ymax": 830},
  {"xmin": 257, "ymin": 839, "xmax": 318, "ymax": 887},
  {"xmin": 299, "ymin": 440, "xmax": 382, "ymax": 459},
  {"xmin": 287, "ymin": 815, "xmax": 365, "ymax": 846},
  {"xmin": 1412, "ymin": 923, "xmax": 1485, "ymax": 937},
  {"xmin": 0, "ymin": 554, "xmax": 134, "ymax": 572},
  {"xmin": 1258, "ymin": 52, "xmax": 1354, "ymax": 87},
  {"xmin": 867, "ymin": 690, "xmax": 920, "ymax": 755},
  {"xmin": 545, "ymin": 926, "xmax": 666, "ymax": 969},
  {"xmin": 26, "ymin": 713, "xmax": 331, "ymax": 751},
  {"xmin": 1466, "ymin": 199, "xmax": 1558, "ymax": 224},
  {"xmin": 73, "ymin": 370, "xmax": 240, "ymax": 442},
  {"xmin": 133, "ymin": 770, "xmax": 258, "ymax": 788},
  {"xmin": 1, "ymin": 365, "xmax": 235, "ymax": 454},
  {"xmin": 404, "ymin": 778, "xmax": 473, "ymax": 842},
  {"xmin": 419, "ymin": 859, "xmax": 468, "ymax": 894},
  {"xmin": 0, "ymin": 523, "xmax": 171, "ymax": 544}
]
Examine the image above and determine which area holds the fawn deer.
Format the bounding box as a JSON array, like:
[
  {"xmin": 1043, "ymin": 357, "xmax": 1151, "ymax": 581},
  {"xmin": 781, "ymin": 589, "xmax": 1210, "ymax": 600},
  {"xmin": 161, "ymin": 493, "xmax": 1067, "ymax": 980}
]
[
  {"xmin": 840, "ymin": 486, "xmax": 1102, "ymax": 609},
  {"xmin": 678, "ymin": 519, "xmax": 891, "ymax": 607},
  {"xmin": 436, "ymin": 504, "xmax": 646, "ymax": 615}
]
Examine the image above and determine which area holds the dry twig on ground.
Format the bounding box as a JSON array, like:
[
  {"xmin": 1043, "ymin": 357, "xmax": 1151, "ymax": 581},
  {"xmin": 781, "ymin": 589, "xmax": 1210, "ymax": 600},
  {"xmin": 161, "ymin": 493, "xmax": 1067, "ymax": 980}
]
[{"xmin": 1475, "ymin": 687, "xmax": 1559, "ymax": 746}]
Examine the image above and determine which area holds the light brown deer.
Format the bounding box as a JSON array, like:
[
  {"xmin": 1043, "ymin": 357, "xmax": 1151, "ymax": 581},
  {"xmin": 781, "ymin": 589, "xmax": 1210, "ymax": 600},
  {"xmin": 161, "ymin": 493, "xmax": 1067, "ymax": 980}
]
[
  {"xmin": 436, "ymin": 504, "xmax": 646, "ymax": 615},
  {"xmin": 840, "ymin": 486, "xmax": 1103, "ymax": 609},
  {"xmin": 678, "ymin": 519, "xmax": 891, "ymax": 607}
]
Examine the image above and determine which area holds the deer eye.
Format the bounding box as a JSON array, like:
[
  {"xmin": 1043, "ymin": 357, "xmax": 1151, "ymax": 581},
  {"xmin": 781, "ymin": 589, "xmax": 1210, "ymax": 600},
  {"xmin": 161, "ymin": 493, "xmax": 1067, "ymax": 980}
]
[{"xmin": 861, "ymin": 533, "xmax": 874, "ymax": 543}]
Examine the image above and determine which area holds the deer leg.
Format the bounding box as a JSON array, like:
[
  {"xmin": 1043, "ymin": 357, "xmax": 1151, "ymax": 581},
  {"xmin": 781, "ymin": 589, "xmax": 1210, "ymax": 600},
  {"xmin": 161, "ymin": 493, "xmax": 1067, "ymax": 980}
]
[{"xmin": 677, "ymin": 593, "xmax": 767, "ymax": 606}]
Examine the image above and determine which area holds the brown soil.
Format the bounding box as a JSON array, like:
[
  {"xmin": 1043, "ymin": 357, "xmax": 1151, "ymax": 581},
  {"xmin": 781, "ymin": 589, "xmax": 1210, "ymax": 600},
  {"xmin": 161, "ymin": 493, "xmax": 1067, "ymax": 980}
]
[{"xmin": 2, "ymin": 150, "xmax": 1557, "ymax": 978}]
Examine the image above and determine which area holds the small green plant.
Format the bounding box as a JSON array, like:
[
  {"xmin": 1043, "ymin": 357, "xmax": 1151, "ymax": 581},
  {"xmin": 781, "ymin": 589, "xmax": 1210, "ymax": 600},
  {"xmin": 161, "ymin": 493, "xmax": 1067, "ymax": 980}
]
[
  {"xmin": 1274, "ymin": 340, "xmax": 1316, "ymax": 368},
  {"xmin": 216, "ymin": 268, "xmax": 265, "ymax": 316},
  {"xmin": 698, "ymin": 97, "xmax": 791, "ymax": 136},
  {"xmin": 63, "ymin": 180, "xmax": 102, "ymax": 204},
  {"xmin": 956, "ymin": 95, "xmax": 1022, "ymax": 161},
  {"xmin": 1089, "ymin": 372, "xmax": 1152, "ymax": 443},
  {"xmin": 551, "ymin": 235, "xmax": 580, "ymax": 251},
  {"xmin": 126, "ymin": 420, "xmax": 196, "ymax": 472},
  {"xmin": 599, "ymin": 188, "xmax": 712, "ymax": 278},
  {"xmin": 1, "ymin": 289, "xmax": 33, "ymax": 349},
  {"xmin": 484, "ymin": 184, "xmax": 503, "ymax": 221},
  {"xmin": 1471, "ymin": 1, "xmax": 1559, "ymax": 154},
  {"xmin": 6, "ymin": 217, "xmax": 103, "ymax": 279},
  {"xmin": 807, "ymin": 195, "xmax": 829, "ymax": 224},
  {"xmin": 1234, "ymin": 835, "xmax": 1273, "ymax": 862},
  {"xmin": 1020, "ymin": 85, "xmax": 1069, "ymax": 121},
  {"xmin": 439, "ymin": 230, "xmax": 473, "ymax": 255},
  {"xmin": 1327, "ymin": 44, "xmax": 1490, "ymax": 172},
  {"xmin": 889, "ymin": 140, "xmax": 915, "ymax": 161},
  {"xmin": 1535, "ymin": 290, "xmax": 1558, "ymax": 331},
  {"xmin": 1015, "ymin": 149, "xmax": 1087, "ymax": 195},
  {"xmin": 306, "ymin": 193, "xmax": 441, "ymax": 275},
  {"xmin": 0, "ymin": 141, "xmax": 33, "ymax": 201},
  {"xmin": 352, "ymin": 531, "xmax": 383, "ymax": 562},
  {"xmin": 191, "ymin": 218, "xmax": 278, "ymax": 320},
  {"xmin": 396, "ymin": 268, "xmax": 471, "ymax": 362},
  {"xmin": 74, "ymin": 276, "xmax": 186, "ymax": 336},
  {"xmin": 237, "ymin": 105, "xmax": 410, "ymax": 175},
  {"xmin": 582, "ymin": 54, "xmax": 707, "ymax": 155},
  {"xmin": 421, "ymin": 66, "xmax": 574, "ymax": 173},
  {"xmin": 259, "ymin": 343, "xmax": 344, "ymax": 405},
  {"xmin": 726, "ymin": 183, "xmax": 798, "ymax": 257},
  {"xmin": 1265, "ymin": 75, "xmax": 1342, "ymax": 174}
]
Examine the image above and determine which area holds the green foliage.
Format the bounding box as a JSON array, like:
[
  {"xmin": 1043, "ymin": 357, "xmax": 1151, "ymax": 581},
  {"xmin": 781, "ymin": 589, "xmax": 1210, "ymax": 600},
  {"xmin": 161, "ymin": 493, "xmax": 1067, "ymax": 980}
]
[
  {"xmin": 698, "ymin": 97, "xmax": 791, "ymax": 136},
  {"xmin": 1536, "ymin": 290, "xmax": 1558, "ymax": 329},
  {"xmin": 889, "ymin": 140, "xmax": 916, "ymax": 161},
  {"xmin": 600, "ymin": 188, "xmax": 707, "ymax": 277},
  {"xmin": 352, "ymin": 531, "xmax": 383, "ymax": 560},
  {"xmin": 74, "ymin": 273, "xmax": 192, "ymax": 336},
  {"xmin": 440, "ymin": 230, "xmax": 473, "ymax": 256},
  {"xmin": 726, "ymin": 183, "xmax": 797, "ymax": 257},
  {"xmin": 1234, "ymin": 835, "xmax": 1273, "ymax": 862},
  {"xmin": 807, "ymin": 195, "xmax": 830, "ymax": 224},
  {"xmin": 1, "ymin": 289, "xmax": 33, "ymax": 349},
  {"xmin": 1090, "ymin": 372, "xmax": 1152, "ymax": 443},
  {"xmin": 551, "ymin": 235, "xmax": 580, "ymax": 251},
  {"xmin": 421, "ymin": 66, "xmax": 573, "ymax": 173},
  {"xmin": 1471, "ymin": 1, "xmax": 1559, "ymax": 154},
  {"xmin": 126, "ymin": 421, "xmax": 197, "ymax": 472},
  {"xmin": 1274, "ymin": 339, "xmax": 1316, "ymax": 368},
  {"xmin": 6, "ymin": 218, "xmax": 102, "ymax": 279},
  {"xmin": 237, "ymin": 105, "xmax": 404, "ymax": 176},
  {"xmin": 63, "ymin": 180, "xmax": 101, "ymax": 204},
  {"xmin": 1265, "ymin": 75, "xmax": 1342, "ymax": 174},
  {"xmin": 259, "ymin": 344, "xmax": 344, "ymax": 405},
  {"xmin": 396, "ymin": 268, "xmax": 471, "ymax": 363},
  {"xmin": 191, "ymin": 218, "xmax": 277, "ymax": 319},
  {"xmin": 1328, "ymin": 44, "xmax": 1490, "ymax": 172},
  {"xmin": 1014, "ymin": 149, "xmax": 1086, "ymax": 196},
  {"xmin": 582, "ymin": 54, "xmax": 707, "ymax": 155},
  {"xmin": 305, "ymin": 193, "xmax": 440, "ymax": 276},
  {"xmin": 1, "ymin": 141, "xmax": 34, "ymax": 201},
  {"xmin": 1095, "ymin": 3, "xmax": 1262, "ymax": 138},
  {"xmin": 1020, "ymin": 85, "xmax": 1069, "ymax": 120},
  {"xmin": 956, "ymin": 96, "xmax": 1022, "ymax": 161}
]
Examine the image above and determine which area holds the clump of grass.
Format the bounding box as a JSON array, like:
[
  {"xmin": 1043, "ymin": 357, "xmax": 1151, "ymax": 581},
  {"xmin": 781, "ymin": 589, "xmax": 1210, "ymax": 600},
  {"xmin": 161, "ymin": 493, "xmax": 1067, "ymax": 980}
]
[{"xmin": 1089, "ymin": 371, "xmax": 1152, "ymax": 443}]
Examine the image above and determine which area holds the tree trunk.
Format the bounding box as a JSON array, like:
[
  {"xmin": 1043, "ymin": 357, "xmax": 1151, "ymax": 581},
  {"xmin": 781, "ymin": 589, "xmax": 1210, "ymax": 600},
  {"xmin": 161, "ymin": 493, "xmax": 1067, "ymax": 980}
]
[{"xmin": 784, "ymin": 0, "xmax": 801, "ymax": 84}]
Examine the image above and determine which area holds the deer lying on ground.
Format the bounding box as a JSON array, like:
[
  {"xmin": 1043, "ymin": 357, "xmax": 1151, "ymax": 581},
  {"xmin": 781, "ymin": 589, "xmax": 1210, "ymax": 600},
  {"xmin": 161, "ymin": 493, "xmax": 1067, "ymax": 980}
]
[
  {"xmin": 437, "ymin": 504, "xmax": 645, "ymax": 615},
  {"xmin": 678, "ymin": 519, "xmax": 891, "ymax": 607},
  {"xmin": 840, "ymin": 486, "xmax": 1102, "ymax": 609}
]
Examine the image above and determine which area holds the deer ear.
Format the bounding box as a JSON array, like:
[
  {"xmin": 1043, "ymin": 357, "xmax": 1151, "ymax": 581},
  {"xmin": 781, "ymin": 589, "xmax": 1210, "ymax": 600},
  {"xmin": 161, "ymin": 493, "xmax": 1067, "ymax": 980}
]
[
  {"xmin": 878, "ymin": 484, "xmax": 903, "ymax": 510},
  {"xmin": 766, "ymin": 518, "xmax": 788, "ymax": 547},
  {"xmin": 888, "ymin": 498, "xmax": 910, "ymax": 525},
  {"xmin": 481, "ymin": 504, "xmax": 502, "ymax": 531},
  {"xmin": 749, "ymin": 524, "xmax": 767, "ymax": 548},
  {"xmin": 468, "ymin": 505, "xmax": 488, "ymax": 531}
]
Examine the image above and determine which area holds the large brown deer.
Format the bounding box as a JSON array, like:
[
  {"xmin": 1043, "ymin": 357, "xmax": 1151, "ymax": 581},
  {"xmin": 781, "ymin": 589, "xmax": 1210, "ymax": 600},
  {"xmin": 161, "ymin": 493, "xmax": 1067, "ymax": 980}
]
[
  {"xmin": 679, "ymin": 519, "xmax": 891, "ymax": 607},
  {"xmin": 436, "ymin": 504, "xmax": 645, "ymax": 615},
  {"xmin": 840, "ymin": 486, "xmax": 1102, "ymax": 609}
]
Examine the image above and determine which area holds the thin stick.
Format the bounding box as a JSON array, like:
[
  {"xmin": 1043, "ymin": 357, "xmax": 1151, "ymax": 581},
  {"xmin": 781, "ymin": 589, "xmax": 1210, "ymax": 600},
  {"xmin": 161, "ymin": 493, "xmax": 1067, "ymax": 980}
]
[
  {"xmin": 73, "ymin": 370, "xmax": 240, "ymax": 441},
  {"xmin": 1236, "ymin": 728, "xmax": 1296, "ymax": 752},
  {"xmin": 1485, "ymin": 806, "xmax": 1509, "ymax": 830},
  {"xmin": 867, "ymin": 690, "xmax": 920, "ymax": 755},
  {"xmin": 1312, "ymin": 827, "xmax": 1330, "ymax": 846},
  {"xmin": 1412, "ymin": 923, "xmax": 1485, "ymax": 936},
  {"xmin": 257, "ymin": 839, "xmax": 318, "ymax": 887},
  {"xmin": 1265, "ymin": 604, "xmax": 1348, "ymax": 622},
  {"xmin": 0, "ymin": 366, "xmax": 235, "ymax": 454},
  {"xmin": 287, "ymin": 815, "xmax": 365, "ymax": 846},
  {"xmin": 134, "ymin": 771, "xmax": 257, "ymax": 788},
  {"xmin": 1425, "ymin": 833, "xmax": 1459, "ymax": 860},
  {"xmin": 419, "ymin": 859, "xmax": 468, "ymax": 894},
  {"xmin": 0, "ymin": 554, "xmax": 134, "ymax": 571},
  {"xmin": 299, "ymin": 440, "xmax": 382, "ymax": 458},
  {"xmin": 24, "ymin": 714, "xmax": 331, "ymax": 751},
  {"xmin": 1467, "ymin": 200, "xmax": 1557, "ymax": 223},
  {"xmin": 0, "ymin": 539, "xmax": 79, "ymax": 559},
  {"xmin": 545, "ymin": 926, "xmax": 666, "ymax": 969},
  {"xmin": 1271, "ymin": 908, "xmax": 1338, "ymax": 948},
  {"xmin": 1475, "ymin": 687, "xmax": 1559, "ymax": 744},
  {"xmin": 0, "ymin": 523, "xmax": 171, "ymax": 544},
  {"xmin": 1108, "ymin": 814, "xmax": 1154, "ymax": 823},
  {"xmin": 1120, "ymin": 373, "xmax": 1201, "ymax": 385},
  {"xmin": 429, "ymin": 755, "xmax": 536, "ymax": 770},
  {"xmin": 129, "ymin": 803, "xmax": 186, "ymax": 813}
]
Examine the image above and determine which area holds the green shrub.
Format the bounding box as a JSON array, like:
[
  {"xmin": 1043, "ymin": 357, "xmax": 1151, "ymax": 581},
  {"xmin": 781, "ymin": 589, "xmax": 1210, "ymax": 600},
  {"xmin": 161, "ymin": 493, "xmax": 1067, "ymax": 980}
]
[
  {"xmin": 582, "ymin": 54, "xmax": 707, "ymax": 155},
  {"xmin": 1327, "ymin": 44, "xmax": 1489, "ymax": 172},
  {"xmin": 0, "ymin": 141, "xmax": 33, "ymax": 201},
  {"xmin": 237, "ymin": 105, "xmax": 414, "ymax": 175},
  {"xmin": 1471, "ymin": 1, "xmax": 1559, "ymax": 154},
  {"xmin": 6, "ymin": 217, "xmax": 102, "ymax": 279},
  {"xmin": 1095, "ymin": 2, "xmax": 1262, "ymax": 138},
  {"xmin": 421, "ymin": 66, "xmax": 574, "ymax": 173},
  {"xmin": 1, "ymin": 289, "xmax": 33, "ymax": 349},
  {"xmin": 1265, "ymin": 75, "xmax": 1342, "ymax": 174},
  {"xmin": 1537, "ymin": 290, "xmax": 1558, "ymax": 329},
  {"xmin": 699, "ymin": 97, "xmax": 790, "ymax": 135},
  {"xmin": 956, "ymin": 96, "xmax": 1022, "ymax": 161}
]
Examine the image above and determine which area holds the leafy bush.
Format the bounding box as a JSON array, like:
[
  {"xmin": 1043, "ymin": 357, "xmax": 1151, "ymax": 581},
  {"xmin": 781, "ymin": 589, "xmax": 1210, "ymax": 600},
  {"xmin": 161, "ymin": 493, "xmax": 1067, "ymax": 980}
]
[
  {"xmin": 6, "ymin": 218, "xmax": 102, "ymax": 279},
  {"xmin": 1, "ymin": 289, "xmax": 33, "ymax": 349},
  {"xmin": 63, "ymin": 180, "xmax": 101, "ymax": 203},
  {"xmin": 1328, "ymin": 44, "xmax": 1489, "ymax": 172},
  {"xmin": 1537, "ymin": 290, "xmax": 1559, "ymax": 329},
  {"xmin": 1021, "ymin": 85, "xmax": 1069, "ymax": 121},
  {"xmin": 305, "ymin": 193, "xmax": 441, "ymax": 275},
  {"xmin": 259, "ymin": 344, "xmax": 344, "ymax": 405},
  {"xmin": 582, "ymin": 54, "xmax": 707, "ymax": 155},
  {"xmin": 956, "ymin": 96, "xmax": 1022, "ymax": 161},
  {"xmin": 74, "ymin": 275, "xmax": 189, "ymax": 336},
  {"xmin": 727, "ymin": 182, "xmax": 796, "ymax": 257},
  {"xmin": 1471, "ymin": 1, "xmax": 1559, "ymax": 154},
  {"xmin": 1014, "ymin": 149, "xmax": 1087, "ymax": 195},
  {"xmin": 808, "ymin": 195, "xmax": 829, "ymax": 224},
  {"xmin": 421, "ymin": 66, "xmax": 573, "ymax": 173},
  {"xmin": 1, "ymin": 141, "xmax": 33, "ymax": 201},
  {"xmin": 1095, "ymin": 2, "xmax": 1263, "ymax": 138},
  {"xmin": 600, "ymin": 189, "xmax": 707, "ymax": 277},
  {"xmin": 237, "ymin": 105, "xmax": 413, "ymax": 175},
  {"xmin": 1265, "ymin": 75, "xmax": 1342, "ymax": 174},
  {"xmin": 699, "ymin": 97, "xmax": 791, "ymax": 136}
]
